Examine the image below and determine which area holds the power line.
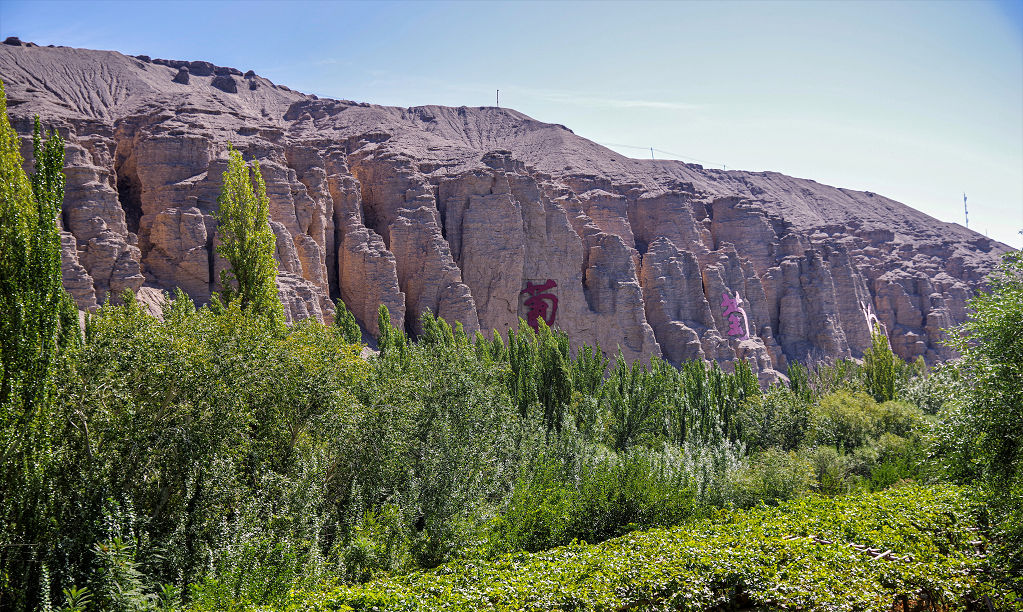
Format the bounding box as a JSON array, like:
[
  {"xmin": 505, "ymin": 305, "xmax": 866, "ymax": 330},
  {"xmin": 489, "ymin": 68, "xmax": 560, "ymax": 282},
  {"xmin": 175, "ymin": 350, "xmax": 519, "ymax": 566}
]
[{"xmin": 597, "ymin": 141, "xmax": 728, "ymax": 169}]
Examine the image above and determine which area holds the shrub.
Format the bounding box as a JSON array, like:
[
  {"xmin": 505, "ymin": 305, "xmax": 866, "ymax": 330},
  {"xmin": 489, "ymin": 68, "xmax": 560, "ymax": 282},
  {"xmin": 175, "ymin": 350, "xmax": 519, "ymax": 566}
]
[
  {"xmin": 736, "ymin": 388, "xmax": 811, "ymax": 451},
  {"xmin": 877, "ymin": 399, "xmax": 926, "ymax": 438},
  {"xmin": 568, "ymin": 447, "xmax": 697, "ymax": 543},
  {"xmin": 337, "ymin": 504, "xmax": 411, "ymax": 583},
  {"xmin": 901, "ymin": 363, "xmax": 962, "ymax": 415},
  {"xmin": 304, "ymin": 485, "xmax": 1003, "ymax": 612},
  {"xmin": 732, "ymin": 448, "xmax": 816, "ymax": 506},
  {"xmin": 488, "ymin": 453, "xmax": 575, "ymax": 554},
  {"xmin": 812, "ymin": 390, "xmax": 882, "ymax": 450}
]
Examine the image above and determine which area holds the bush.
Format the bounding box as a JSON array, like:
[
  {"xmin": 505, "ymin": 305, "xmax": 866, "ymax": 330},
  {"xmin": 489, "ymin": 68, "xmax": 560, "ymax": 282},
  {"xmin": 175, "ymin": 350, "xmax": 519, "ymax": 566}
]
[
  {"xmin": 900, "ymin": 363, "xmax": 962, "ymax": 415},
  {"xmin": 877, "ymin": 399, "xmax": 926, "ymax": 439},
  {"xmin": 805, "ymin": 445, "xmax": 858, "ymax": 495},
  {"xmin": 337, "ymin": 504, "xmax": 411, "ymax": 583},
  {"xmin": 812, "ymin": 390, "xmax": 882, "ymax": 450},
  {"xmin": 568, "ymin": 447, "xmax": 698, "ymax": 544},
  {"xmin": 732, "ymin": 448, "xmax": 816, "ymax": 506},
  {"xmin": 303, "ymin": 485, "xmax": 1006, "ymax": 612},
  {"xmin": 736, "ymin": 388, "xmax": 810, "ymax": 451},
  {"xmin": 490, "ymin": 443, "xmax": 703, "ymax": 555},
  {"xmin": 487, "ymin": 453, "xmax": 575, "ymax": 554}
]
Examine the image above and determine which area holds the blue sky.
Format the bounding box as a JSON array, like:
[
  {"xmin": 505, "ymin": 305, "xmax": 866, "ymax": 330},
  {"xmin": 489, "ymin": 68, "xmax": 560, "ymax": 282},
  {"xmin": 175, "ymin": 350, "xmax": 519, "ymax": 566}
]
[{"xmin": 3, "ymin": 0, "xmax": 1021, "ymax": 248}]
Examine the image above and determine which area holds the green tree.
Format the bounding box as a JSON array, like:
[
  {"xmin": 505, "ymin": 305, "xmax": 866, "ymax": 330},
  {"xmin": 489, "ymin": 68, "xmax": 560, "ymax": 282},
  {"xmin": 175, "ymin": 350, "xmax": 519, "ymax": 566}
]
[
  {"xmin": 376, "ymin": 303, "xmax": 408, "ymax": 360},
  {"xmin": 602, "ymin": 352, "xmax": 665, "ymax": 451},
  {"xmin": 0, "ymin": 88, "xmax": 80, "ymax": 419},
  {"xmin": 737, "ymin": 388, "xmax": 810, "ymax": 452},
  {"xmin": 811, "ymin": 390, "xmax": 881, "ymax": 450},
  {"xmin": 0, "ymin": 83, "xmax": 82, "ymax": 609},
  {"xmin": 535, "ymin": 320, "xmax": 572, "ymax": 433},
  {"xmin": 945, "ymin": 250, "xmax": 1023, "ymax": 576},
  {"xmin": 949, "ymin": 250, "xmax": 1023, "ymax": 482},
  {"xmin": 333, "ymin": 300, "xmax": 362, "ymax": 345},
  {"xmin": 863, "ymin": 324, "xmax": 900, "ymax": 403},
  {"xmin": 215, "ymin": 144, "xmax": 284, "ymax": 323}
]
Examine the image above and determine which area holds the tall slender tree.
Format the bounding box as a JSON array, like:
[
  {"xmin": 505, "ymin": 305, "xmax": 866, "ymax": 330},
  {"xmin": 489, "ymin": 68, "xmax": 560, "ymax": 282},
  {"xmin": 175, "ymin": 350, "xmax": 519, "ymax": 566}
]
[
  {"xmin": 863, "ymin": 324, "xmax": 899, "ymax": 403},
  {"xmin": 214, "ymin": 144, "xmax": 284, "ymax": 324},
  {"xmin": 0, "ymin": 82, "xmax": 80, "ymax": 452},
  {"xmin": 0, "ymin": 82, "xmax": 81, "ymax": 609}
]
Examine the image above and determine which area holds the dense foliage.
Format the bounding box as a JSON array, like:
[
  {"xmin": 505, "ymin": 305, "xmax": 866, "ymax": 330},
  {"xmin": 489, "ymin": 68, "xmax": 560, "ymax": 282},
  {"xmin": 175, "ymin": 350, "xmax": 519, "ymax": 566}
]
[
  {"xmin": 214, "ymin": 144, "xmax": 283, "ymax": 324},
  {"xmin": 8, "ymin": 296, "xmax": 1000, "ymax": 611},
  {"xmin": 271, "ymin": 485, "xmax": 1007, "ymax": 612},
  {"xmin": 937, "ymin": 250, "xmax": 1023, "ymax": 581},
  {"xmin": 0, "ymin": 85, "xmax": 83, "ymax": 610}
]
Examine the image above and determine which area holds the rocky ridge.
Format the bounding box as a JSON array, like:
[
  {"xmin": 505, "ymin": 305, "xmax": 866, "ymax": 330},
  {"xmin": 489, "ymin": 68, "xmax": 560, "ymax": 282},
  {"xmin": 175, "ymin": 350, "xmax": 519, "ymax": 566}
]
[{"xmin": 0, "ymin": 40, "xmax": 1009, "ymax": 381}]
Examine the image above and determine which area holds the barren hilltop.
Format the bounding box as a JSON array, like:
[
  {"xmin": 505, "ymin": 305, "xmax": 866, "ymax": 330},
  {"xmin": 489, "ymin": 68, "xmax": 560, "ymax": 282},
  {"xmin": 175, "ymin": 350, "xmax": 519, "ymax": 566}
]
[{"xmin": 0, "ymin": 39, "xmax": 1009, "ymax": 380}]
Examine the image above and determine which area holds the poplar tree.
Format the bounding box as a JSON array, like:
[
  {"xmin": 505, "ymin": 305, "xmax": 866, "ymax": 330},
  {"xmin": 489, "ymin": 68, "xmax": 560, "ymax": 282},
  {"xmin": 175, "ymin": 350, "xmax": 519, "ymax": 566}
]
[
  {"xmin": 863, "ymin": 324, "xmax": 899, "ymax": 403},
  {"xmin": 0, "ymin": 82, "xmax": 80, "ymax": 450},
  {"xmin": 215, "ymin": 144, "xmax": 284, "ymax": 324},
  {"xmin": 1, "ymin": 83, "xmax": 81, "ymax": 608},
  {"xmin": 333, "ymin": 300, "xmax": 362, "ymax": 345}
]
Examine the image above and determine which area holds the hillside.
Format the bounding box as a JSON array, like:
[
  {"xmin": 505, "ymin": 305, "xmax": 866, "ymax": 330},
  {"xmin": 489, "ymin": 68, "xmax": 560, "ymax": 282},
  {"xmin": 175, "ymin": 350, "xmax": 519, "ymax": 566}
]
[{"xmin": 0, "ymin": 38, "xmax": 1009, "ymax": 378}]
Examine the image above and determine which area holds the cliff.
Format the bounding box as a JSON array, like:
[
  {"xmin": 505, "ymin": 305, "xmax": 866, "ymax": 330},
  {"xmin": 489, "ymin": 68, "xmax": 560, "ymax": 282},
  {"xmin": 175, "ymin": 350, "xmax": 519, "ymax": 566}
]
[{"xmin": 1, "ymin": 39, "xmax": 1009, "ymax": 380}]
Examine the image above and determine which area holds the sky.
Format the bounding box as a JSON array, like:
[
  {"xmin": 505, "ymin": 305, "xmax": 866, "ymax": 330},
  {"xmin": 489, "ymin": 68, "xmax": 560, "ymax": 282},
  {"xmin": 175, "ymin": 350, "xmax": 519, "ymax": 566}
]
[{"xmin": 2, "ymin": 0, "xmax": 1021, "ymax": 249}]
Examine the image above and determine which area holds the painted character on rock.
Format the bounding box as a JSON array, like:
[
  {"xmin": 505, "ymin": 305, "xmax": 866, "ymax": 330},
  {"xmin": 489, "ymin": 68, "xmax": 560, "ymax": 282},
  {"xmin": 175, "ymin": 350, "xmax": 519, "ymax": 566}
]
[
  {"xmin": 521, "ymin": 279, "xmax": 558, "ymax": 331},
  {"xmin": 720, "ymin": 291, "xmax": 751, "ymax": 341}
]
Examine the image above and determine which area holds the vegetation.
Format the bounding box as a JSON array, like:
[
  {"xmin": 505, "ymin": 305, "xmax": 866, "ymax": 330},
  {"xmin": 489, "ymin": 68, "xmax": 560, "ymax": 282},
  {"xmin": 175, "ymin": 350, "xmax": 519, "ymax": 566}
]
[
  {"xmin": 0, "ymin": 84, "xmax": 83, "ymax": 610},
  {"xmin": 1, "ymin": 88, "xmax": 1018, "ymax": 610},
  {"xmin": 0, "ymin": 86, "xmax": 80, "ymax": 428},
  {"xmin": 937, "ymin": 250, "xmax": 1023, "ymax": 582},
  {"xmin": 264, "ymin": 485, "xmax": 1006, "ymax": 612},
  {"xmin": 863, "ymin": 325, "xmax": 900, "ymax": 403},
  {"xmin": 214, "ymin": 144, "xmax": 284, "ymax": 324}
]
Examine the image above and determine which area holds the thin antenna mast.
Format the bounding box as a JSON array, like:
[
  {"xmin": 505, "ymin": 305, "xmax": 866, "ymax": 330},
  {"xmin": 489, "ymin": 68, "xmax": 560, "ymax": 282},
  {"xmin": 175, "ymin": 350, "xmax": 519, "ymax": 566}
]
[
  {"xmin": 496, "ymin": 89, "xmax": 499, "ymax": 107},
  {"xmin": 964, "ymin": 193, "xmax": 969, "ymax": 229}
]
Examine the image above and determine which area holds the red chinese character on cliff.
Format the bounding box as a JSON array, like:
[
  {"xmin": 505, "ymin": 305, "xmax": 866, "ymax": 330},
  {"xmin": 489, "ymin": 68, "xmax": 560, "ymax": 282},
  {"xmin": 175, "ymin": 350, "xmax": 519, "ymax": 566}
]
[
  {"xmin": 720, "ymin": 291, "xmax": 751, "ymax": 340},
  {"xmin": 521, "ymin": 279, "xmax": 558, "ymax": 331}
]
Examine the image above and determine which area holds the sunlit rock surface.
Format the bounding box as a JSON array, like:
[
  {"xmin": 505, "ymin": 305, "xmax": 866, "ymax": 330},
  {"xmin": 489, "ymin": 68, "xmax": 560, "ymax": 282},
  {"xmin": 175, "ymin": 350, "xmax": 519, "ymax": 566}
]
[{"xmin": 1, "ymin": 42, "xmax": 1009, "ymax": 375}]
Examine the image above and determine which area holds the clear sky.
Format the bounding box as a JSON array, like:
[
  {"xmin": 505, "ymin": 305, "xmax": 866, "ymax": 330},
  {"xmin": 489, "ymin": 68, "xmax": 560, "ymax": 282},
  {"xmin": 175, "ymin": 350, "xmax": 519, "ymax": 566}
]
[{"xmin": 3, "ymin": 0, "xmax": 1021, "ymax": 249}]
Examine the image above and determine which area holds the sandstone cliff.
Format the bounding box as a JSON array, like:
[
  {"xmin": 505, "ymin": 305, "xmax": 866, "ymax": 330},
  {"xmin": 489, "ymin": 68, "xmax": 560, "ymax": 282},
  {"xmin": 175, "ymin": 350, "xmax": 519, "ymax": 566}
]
[{"xmin": 1, "ymin": 40, "xmax": 1009, "ymax": 379}]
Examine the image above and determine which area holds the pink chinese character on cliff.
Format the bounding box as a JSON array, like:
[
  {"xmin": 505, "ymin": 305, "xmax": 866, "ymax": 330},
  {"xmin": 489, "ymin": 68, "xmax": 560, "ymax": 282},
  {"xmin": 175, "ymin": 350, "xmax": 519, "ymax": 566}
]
[
  {"xmin": 521, "ymin": 279, "xmax": 558, "ymax": 331},
  {"xmin": 720, "ymin": 291, "xmax": 751, "ymax": 341}
]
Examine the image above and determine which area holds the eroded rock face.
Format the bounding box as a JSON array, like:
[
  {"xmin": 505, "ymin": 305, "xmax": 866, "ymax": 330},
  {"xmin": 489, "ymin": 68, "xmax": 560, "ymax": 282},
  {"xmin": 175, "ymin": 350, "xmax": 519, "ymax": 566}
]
[{"xmin": 0, "ymin": 43, "xmax": 1010, "ymax": 373}]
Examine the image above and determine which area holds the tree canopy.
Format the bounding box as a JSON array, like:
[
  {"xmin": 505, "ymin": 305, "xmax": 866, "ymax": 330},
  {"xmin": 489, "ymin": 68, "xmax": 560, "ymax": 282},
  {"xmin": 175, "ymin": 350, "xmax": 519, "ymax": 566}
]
[
  {"xmin": 214, "ymin": 144, "xmax": 284, "ymax": 324},
  {"xmin": 0, "ymin": 81, "xmax": 79, "ymax": 449}
]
